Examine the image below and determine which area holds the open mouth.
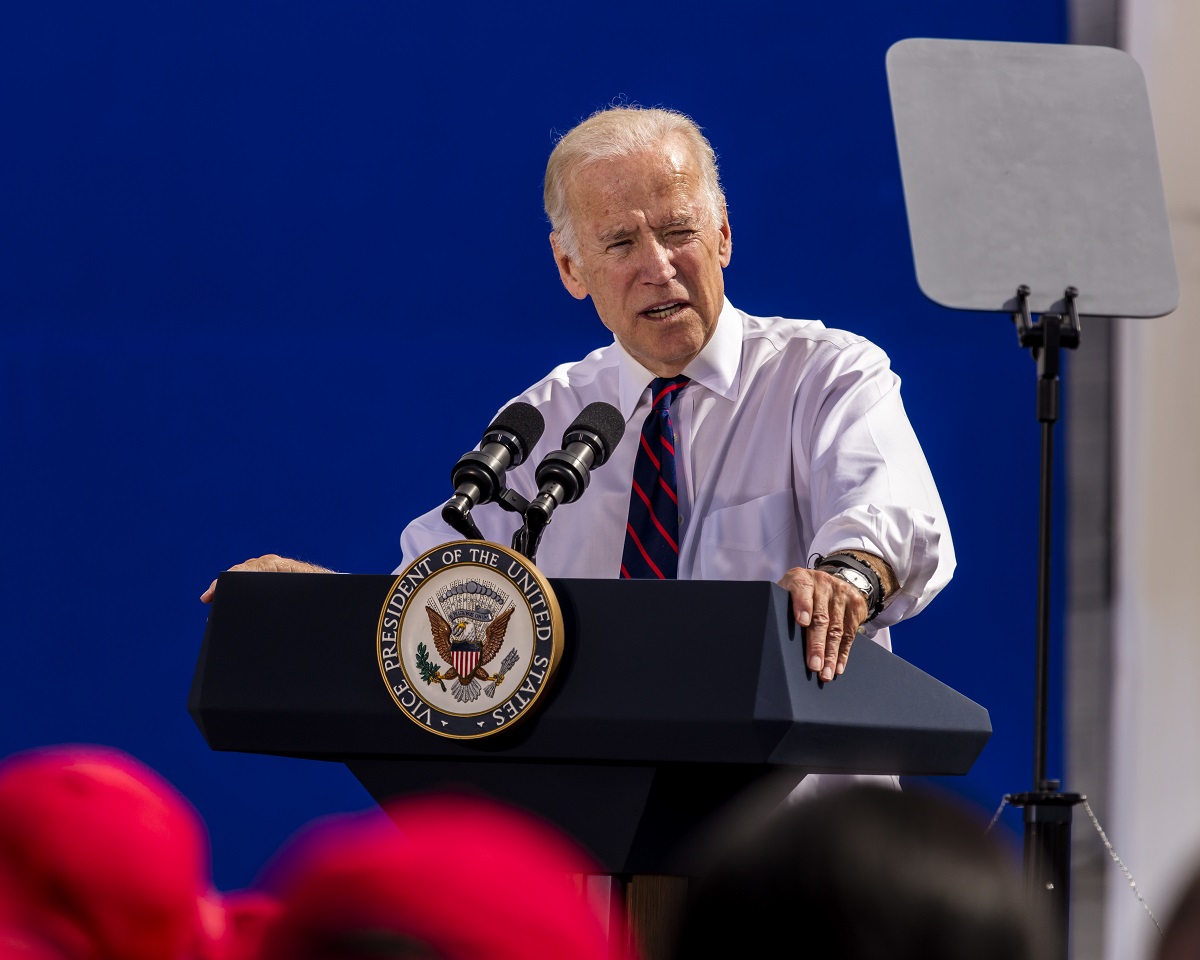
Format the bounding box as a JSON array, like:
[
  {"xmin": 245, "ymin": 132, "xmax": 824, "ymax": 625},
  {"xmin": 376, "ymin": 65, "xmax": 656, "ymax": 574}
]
[{"xmin": 642, "ymin": 302, "xmax": 687, "ymax": 320}]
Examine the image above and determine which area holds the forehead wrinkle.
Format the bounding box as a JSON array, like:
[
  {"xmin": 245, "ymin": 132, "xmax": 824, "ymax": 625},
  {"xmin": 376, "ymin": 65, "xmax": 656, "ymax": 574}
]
[
  {"xmin": 656, "ymin": 211, "xmax": 699, "ymax": 229},
  {"xmin": 569, "ymin": 147, "xmax": 712, "ymax": 250},
  {"xmin": 570, "ymin": 148, "xmax": 691, "ymax": 204},
  {"xmin": 593, "ymin": 209, "xmax": 698, "ymax": 246},
  {"xmin": 596, "ymin": 223, "xmax": 636, "ymax": 244}
]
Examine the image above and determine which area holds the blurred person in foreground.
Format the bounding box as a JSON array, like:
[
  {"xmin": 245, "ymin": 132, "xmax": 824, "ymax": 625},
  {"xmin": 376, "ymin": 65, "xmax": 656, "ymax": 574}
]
[
  {"xmin": 0, "ymin": 745, "xmax": 228, "ymax": 960},
  {"xmin": 1157, "ymin": 859, "xmax": 1200, "ymax": 960},
  {"xmin": 671, "ymin": 784, "xmax": 1046, "ymax": 960},
  {"xmin": 251, "ymin": 792, "xmax": 628, "ymax": 960}
]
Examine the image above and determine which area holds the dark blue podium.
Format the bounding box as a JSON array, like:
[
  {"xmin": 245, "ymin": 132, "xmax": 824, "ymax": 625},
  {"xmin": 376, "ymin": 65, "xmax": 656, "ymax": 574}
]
[{"xmin": 190, "ymin": 574, "xmax": 989, "ymax": 873}]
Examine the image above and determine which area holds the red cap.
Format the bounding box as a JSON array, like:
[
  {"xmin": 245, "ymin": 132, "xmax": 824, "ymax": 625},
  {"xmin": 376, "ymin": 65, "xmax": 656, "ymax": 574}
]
[
  {"xmin": 0, "ymin": 746, "xmax": 214, "ymax": 960},
  {"xmin": 256, "ymin": 793, "xmax": 632, "ymax": 960}
]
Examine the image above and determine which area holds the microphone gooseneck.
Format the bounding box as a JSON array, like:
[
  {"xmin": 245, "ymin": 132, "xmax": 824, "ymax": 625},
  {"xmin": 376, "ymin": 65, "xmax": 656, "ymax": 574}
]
[
  {"xmin": 516, "ymin": 401, "xmax": 626, "ymax": 561},
  {"xmin": 442, "ymin": 402, "xmax": 546, "ymax": 540}
]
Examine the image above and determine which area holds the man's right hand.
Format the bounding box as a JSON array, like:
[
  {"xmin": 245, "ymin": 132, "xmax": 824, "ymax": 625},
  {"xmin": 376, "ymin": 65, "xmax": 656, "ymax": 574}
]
[{"xmin": 200, "ymin": 555, "xmax": 331, "ymax": 604}]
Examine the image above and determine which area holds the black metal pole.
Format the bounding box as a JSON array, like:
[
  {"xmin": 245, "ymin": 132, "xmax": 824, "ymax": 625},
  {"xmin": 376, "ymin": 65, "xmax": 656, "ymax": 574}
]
[
  {"xmin": 1033, "ymin": 314, "xmax": 1060, "ymax": 790},
  {"xmin": 1007, "ymin": 288, "xmax": 1083, "ymax": 960}
]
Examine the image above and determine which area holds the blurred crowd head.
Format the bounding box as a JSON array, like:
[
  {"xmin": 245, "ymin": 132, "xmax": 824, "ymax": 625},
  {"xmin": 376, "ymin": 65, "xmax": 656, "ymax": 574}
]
[
  {"xmin": 1, "ymin": 746, "xmax": 1097, "ymax": 960},
  {"xmin": 0, "ymin": 746, "xmax": 218, "ymax": 960},
  {"xmin": 0, "ymin": 746, "xmax": 624, "ymax": 960},
  {"xmin": 671, "ymin": 784, "xmax": 1047, "ymax": 960},
  {"xmin": 251, "ymin": 793, "xmax": 617, "ymax": 960},
  {"xmin": 1159, "ymin": 861, "xmax": 1200, "ymax": 960}
]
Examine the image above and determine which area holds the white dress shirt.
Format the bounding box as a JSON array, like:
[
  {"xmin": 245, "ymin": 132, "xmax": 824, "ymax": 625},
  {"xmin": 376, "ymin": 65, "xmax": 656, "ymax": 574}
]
[{"xmin": 399, "ymin": 299, "xmax": 954, "ymax": 651}]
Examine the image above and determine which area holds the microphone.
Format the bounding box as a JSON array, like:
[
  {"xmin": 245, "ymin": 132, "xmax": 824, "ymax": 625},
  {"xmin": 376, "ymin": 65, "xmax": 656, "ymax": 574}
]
[
  {"xmin": 516, "ymin": 402, "xmax": 626, "ymax": 558},
  {"xmin": 442, "ymin": 402, "xmax": 545, "ymax": 539}
]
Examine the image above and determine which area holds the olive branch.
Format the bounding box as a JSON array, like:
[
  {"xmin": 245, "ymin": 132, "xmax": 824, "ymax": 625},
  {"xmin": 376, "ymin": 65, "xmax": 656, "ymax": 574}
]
[{"xmin": 415, "ymin": 642, "xmax": 446, "ymax": 691}]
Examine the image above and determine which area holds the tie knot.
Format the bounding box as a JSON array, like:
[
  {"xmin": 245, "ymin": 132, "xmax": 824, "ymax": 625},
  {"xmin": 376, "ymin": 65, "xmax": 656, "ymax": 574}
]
[{"xmin": 650, "ymin": 376, "xmax": 689, "ymax": 411}]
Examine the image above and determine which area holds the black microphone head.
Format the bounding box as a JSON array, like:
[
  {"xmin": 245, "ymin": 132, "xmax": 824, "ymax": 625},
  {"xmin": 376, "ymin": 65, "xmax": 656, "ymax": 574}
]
[
  {"xmin": 484, "ymin": 402, "xmax": 545, "ymax": 466},
  {"xmin": 563, "ymin": 401, "xmax": 626, "ymax": 467}
]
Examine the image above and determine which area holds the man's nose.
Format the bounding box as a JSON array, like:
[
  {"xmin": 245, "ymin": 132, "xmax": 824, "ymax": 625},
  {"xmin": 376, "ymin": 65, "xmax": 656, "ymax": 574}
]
[{"xmin": 637, "ymin": 238, "xmax": 676, "ymax": 283}]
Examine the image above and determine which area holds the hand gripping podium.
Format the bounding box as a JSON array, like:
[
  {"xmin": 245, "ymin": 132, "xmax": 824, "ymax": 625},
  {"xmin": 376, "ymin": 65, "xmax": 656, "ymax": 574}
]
[{"xmin": 190, "ymin": 573, "xmax": 990, "ymax": 873}]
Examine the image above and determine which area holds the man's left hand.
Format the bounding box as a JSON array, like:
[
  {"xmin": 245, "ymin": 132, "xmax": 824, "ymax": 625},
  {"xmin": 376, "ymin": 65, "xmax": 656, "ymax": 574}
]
[{"xmin": 778, "ymin": 566, "xmax": 869, "ymax": 681}]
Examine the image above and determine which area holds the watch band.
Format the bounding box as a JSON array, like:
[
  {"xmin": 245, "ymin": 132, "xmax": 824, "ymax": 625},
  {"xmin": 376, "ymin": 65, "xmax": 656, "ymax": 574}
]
[{"xmin": 812, "ymin": 552, "xmax": 885, "ymax": 621}]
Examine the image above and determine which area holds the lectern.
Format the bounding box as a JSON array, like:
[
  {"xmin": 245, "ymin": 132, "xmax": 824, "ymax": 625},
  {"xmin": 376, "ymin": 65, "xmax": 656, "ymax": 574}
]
[{"xmin": 190, "ymin": 572, "xmax": 989, "ymax": 873}]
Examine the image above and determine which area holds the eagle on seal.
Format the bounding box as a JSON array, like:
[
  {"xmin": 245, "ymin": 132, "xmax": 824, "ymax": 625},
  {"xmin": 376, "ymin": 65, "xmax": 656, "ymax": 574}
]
[{"xmin": 425, "ymin": 605, "xmax": 515, "ymax": 703}]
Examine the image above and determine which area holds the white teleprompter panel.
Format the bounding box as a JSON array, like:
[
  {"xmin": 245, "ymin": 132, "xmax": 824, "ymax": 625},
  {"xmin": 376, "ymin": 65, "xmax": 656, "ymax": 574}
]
[{"xmin": 887, "ymin": 38, "xmax": 1177, "ymax": 318}]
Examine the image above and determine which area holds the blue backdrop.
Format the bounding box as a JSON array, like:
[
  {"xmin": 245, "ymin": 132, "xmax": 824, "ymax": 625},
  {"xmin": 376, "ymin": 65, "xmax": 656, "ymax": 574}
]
[{"xmin": 0, "ymin": 0, "xmax": 1068, "ymax": 889}]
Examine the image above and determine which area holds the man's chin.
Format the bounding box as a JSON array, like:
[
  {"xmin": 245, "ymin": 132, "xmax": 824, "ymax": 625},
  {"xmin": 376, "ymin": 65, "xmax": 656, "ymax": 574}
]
[{"xmin": 627, "ymin": 340, "xmax": 706, "ymax": 377}]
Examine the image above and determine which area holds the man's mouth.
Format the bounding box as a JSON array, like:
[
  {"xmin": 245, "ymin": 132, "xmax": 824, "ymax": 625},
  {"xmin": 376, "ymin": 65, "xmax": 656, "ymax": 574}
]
[{"xmin": 642, "ymin": 302, "xmax": 687, "ymax": 320}]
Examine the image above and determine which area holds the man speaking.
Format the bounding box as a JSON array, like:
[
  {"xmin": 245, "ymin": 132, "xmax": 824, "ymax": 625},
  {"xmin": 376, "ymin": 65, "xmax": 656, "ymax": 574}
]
[
  {"xmin": 205, "ymin": 105, "xmax": 953, "ymax": 697},
  {"xmin": 398, "ymin": 105, "xmax": 954, "ymax": 685}
]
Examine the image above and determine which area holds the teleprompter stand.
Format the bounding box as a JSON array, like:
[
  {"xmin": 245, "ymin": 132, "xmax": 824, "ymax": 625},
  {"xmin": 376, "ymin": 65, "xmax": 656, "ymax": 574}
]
[
  {"xmin": 1005, "ymin": 283, "xmax": 1085, "ymax": 945},
  {"xmin": 888, "ymin": 38, "xmax": 1178, "ymax": 958}
]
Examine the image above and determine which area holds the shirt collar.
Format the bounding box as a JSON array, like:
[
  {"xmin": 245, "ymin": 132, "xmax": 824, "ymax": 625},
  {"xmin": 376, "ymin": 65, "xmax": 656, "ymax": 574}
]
[{"xmin": 615, "ymin": 297, "xmax": 743, "ymax": 421}]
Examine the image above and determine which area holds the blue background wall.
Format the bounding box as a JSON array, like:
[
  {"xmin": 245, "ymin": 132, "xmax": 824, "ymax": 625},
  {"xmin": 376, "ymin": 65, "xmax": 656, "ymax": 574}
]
[{"xmin": 0, "ymin": 1, "xmax": 1067, "ymax": 889}]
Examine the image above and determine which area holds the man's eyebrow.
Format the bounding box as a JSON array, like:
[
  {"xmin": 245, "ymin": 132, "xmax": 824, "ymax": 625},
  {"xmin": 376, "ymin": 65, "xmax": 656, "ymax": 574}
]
[
  {"xmin": 596, "ymin": 214, "xmax": 697, "ymax": 244},
  {"xmin": 656, "ymin": 213, "xmax": 699, "ymax": 229},
  {"xmin": 597, "ymin": 225, "xmax": 636, "ymax": 244}
]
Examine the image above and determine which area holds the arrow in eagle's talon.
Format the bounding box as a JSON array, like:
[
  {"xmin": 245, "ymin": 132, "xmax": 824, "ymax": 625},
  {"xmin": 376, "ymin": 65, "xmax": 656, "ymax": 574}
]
[{"xmin": 485, "ymin": 648, "xmax": 521, "ymax": 697}]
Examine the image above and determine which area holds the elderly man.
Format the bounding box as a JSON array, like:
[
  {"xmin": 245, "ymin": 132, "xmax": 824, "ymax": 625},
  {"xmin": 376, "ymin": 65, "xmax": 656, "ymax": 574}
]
[
  {"xmin": 205, "ymin": 105, "xmax": 952, "ymax": 688},
  {"xmin": 398, "ymin": 105, "xmax": 952, "ymax": 681}
]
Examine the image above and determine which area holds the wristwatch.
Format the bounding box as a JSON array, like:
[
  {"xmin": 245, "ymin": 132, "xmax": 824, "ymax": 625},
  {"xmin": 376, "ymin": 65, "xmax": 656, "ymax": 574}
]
[
  {"xmin": 813, "ymin": 552, "xmax": 885, "ymax": 621},
  {"xmin": 827, "ymin": 565, "xmax": 872, "ymax": 601}
]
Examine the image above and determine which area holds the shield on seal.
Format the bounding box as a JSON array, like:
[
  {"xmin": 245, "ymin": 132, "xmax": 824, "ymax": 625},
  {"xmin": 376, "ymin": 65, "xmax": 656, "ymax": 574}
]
[{"xmin": 451, "ymin": 642, "xmax": 481, "ymax": 681}]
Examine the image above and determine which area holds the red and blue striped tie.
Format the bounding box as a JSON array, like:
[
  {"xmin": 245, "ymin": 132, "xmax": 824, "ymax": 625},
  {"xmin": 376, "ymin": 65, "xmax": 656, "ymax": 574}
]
[{"xmin": 620, "ymin": 376, "xmax": 689, "ymax": 579}]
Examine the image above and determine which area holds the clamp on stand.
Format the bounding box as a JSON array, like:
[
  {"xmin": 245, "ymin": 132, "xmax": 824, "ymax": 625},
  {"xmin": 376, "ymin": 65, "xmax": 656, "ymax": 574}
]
[{"xmin": 441, "ymin": 487, "xmax": 530, "ymax": 543}]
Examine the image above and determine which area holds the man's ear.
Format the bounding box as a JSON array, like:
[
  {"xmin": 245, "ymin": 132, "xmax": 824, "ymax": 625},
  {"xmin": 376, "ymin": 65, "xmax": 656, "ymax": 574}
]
[
  {"xmin": 717, "ymin": 205, "xmax": 732, "ymax": 267},
  {"xmin": 550, "ymin": 233, "xmax": 590, "ymax": 301}
]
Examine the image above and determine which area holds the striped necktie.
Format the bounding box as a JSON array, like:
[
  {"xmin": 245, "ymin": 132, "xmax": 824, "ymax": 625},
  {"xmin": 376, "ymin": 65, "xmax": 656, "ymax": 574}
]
[{"xmin": 620, "ymin": 376, "xmax": 689, "ymax": 579}]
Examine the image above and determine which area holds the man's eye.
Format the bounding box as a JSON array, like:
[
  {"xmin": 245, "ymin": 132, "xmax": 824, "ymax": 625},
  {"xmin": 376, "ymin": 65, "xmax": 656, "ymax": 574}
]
[
  {"xmin": 667, "ymin": 230, "xmax": 696, "ymax": 242},
  {"xmin": 607, "ymin": 240, "xmax": 632, "ymax": 251}
]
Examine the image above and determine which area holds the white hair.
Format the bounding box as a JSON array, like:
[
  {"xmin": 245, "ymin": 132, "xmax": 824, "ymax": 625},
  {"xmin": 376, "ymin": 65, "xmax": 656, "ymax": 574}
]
[{"xmin": 543, "ymin": 105, "xmax": 726, "ymax": 260}]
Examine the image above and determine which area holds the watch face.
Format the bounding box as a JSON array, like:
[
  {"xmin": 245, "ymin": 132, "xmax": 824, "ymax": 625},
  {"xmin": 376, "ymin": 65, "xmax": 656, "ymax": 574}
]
[{"xmin": 834, "ymin": 568, "xmax": 871, "ymax": 596}]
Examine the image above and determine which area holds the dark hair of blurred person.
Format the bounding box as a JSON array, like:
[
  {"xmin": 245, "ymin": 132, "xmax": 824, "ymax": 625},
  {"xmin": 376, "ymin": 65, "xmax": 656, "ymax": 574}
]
[
  {"xmin": 1158, "ymin": 860, "xmax": 1200, "ymax": 960},
  {"xmin": 0, "ymin": 745, "xmax": 223, "ymax": 960},
  {"xmin": 252, "ymin": 792, "xmax": 630, "ymax": 960},
  {"xmin": 671, "ymin": 784, "xmax": 1046, "ymax": 960}
]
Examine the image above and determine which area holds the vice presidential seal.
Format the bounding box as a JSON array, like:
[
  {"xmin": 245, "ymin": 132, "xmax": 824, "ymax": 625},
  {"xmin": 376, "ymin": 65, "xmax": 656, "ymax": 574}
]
[{"xmin": 377, "ymin": 541, "xmax": 564, "ymax": 739}]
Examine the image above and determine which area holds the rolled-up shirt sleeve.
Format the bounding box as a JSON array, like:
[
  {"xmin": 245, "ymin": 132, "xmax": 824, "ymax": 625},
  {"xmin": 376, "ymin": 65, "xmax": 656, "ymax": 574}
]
[{"xmin": 799, "ymin": 339, "xmax": 954, "ymax": 633}]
